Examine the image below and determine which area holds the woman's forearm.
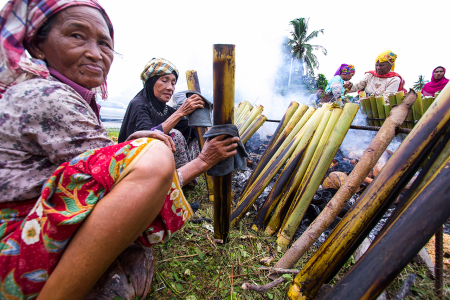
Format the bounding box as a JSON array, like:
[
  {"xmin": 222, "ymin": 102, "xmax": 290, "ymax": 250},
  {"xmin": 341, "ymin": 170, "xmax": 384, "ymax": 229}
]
[
  {"xmin": 178, "ymin": 158, "xmax": 210, "ymax": 186},
  {"xmin": 161, "ymin": 111, "xmax": 184, "ymax": 134}
]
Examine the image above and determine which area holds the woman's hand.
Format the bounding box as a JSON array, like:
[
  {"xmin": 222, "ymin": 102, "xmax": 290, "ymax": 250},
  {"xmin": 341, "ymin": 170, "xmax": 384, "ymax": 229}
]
[
  {"xmin": 125, "ymin": 130, "xmax": 176, "ymax": 152},
  {"xmin": 198, "ymin": 135, "xmax": 239, "ymax": 168},
  {"xmin": 177, "ymin": 94, "xmax": 205, "ymax": 117},
  {"xmin": 343, "ymin": 82, "xmax": 353, "ymax": 90}
]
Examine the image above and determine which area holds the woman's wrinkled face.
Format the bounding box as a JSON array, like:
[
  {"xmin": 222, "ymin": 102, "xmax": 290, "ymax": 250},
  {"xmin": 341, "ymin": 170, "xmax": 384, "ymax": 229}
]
[
  {"xmin": 433, "ymin": 68, "xmax": 445, "ymax": 80},
  {"xmin": 154, "ymin": 74, "xmax": 177, "ymax": 103},
  {"xmin": 33, "ymin": 6, "xmax": 114, "ymax": 89},
  {"xmin": 375, "ymin": 61, "xmax": 392, "ymax": 75},
  {"xmin": 341, "ymin": 73, "xmax": 354, "ymax": 81}
]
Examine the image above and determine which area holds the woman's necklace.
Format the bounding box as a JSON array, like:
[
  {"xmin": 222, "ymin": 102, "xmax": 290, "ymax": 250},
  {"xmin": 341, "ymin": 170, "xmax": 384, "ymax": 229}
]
[{"xmin": 148, "ymin": 100, "xmax": 168, "ymax": 117}]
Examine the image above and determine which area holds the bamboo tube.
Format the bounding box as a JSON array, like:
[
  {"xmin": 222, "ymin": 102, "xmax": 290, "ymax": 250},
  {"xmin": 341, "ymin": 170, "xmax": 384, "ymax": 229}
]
[
  {"xmin": 241, "ymin": 115, "xmax": 267, "ymax": 144},
  {"xmin": 273, "ymin": 90, "xmax": 418, "ymax": 274},
  {"xmin": 236, "ymin": 109, "xmax": 252, "ymax": 129},
  {"xmin": 186, "ymin": 70, "xmax": 214, "ymax": 202},
  {"xmin": 359, "ymin": 98, "xmax": 367, "ymax": 115},
  {"xmin": 241, "ymin": 113, "xmax": 261, "ymax": 137},
  {"xmin": 369, "ymin": 96, "xmax": 380, "ymax": 126},
  {"xmin": 239, "ymin": 105, "xmax": 263, "ymax": 135},
  {"xmin": 253, "ymin": 108, "xmax": 338, "ymax": 232},
  {"xmin": 375, "ymin": 96, "xmax": 386, "ymax": 125},
  {"xmin": 423, "ymin": 97, "xmax": 434, "ymax": 113},
  {"xmin": 388, "ymin": 94, "xmax": 397, "ymax": 107},
  {"xmin": 323, "ymin": 154, "xmax": 450, "ymax": 300},
  {"xmin": 231, "ymin": 106, "xmax": 328, "ymax": 227},
  {"xmin": 364, "ymin": 98, "xmax": 374, "ymax": 126},
  {"xmin": 277, "ymin": 103, "xmax": 359, "ymax": 248},
  {"xmin": 235, "ymin": 101, "xmax": 246, "ymax": 119},
  {"xmin": 236, "ymin": 104, "xmax": 252, "ymax": 125},
  {"xmin": 395, "ymin": 91, "xmax": 407, "ymax": 128},
  {"xmin": 264, "ymin": 108, "xmax": 342, "ymax": 235},
  {"xmin": 287, "ymin": 85, "xmax": 450, "ymax": 300},
  {"xmin": 384, "ymin": 105, "xmax": 391, "ymax": 117},
  {"xmin": 240, "ymin": 105, "xmax": 310, "ymax": 198},
  {"xmin": 236, "ymin": 101, "xmax": 251, "ymax": 122},
  {"xmin": 212, "ymin": 44, "xmax": 235, "ymax": 242},
  {"xmin": 412, "ymin": 91, "xmax": 423, "ymax": 123}
]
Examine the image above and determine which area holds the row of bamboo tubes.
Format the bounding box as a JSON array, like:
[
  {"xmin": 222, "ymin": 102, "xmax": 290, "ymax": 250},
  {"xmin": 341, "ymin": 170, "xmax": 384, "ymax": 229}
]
[
  {"xmin": 234, "ymin": 101, "xmax": 267, "ymax": 144},
  {"xmin": 231, "ymin": 101, "xmax": 359, "ymax": 248},
  {"xmin": 359, "ymin": 91, "xmax": 438, "ymax": 129}
]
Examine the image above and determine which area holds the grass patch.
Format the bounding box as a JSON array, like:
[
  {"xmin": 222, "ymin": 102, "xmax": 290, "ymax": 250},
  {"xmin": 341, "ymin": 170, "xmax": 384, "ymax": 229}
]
[{"xmin": 107, "ymin": 128, "xmax": 120, "ymax": 143}]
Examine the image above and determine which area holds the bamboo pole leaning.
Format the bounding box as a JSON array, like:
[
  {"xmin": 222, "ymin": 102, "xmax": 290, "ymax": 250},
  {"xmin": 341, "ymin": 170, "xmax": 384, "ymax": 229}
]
[
  {"xmin": 277, "ymin": 103, "xmax": 359, "ymax": 249},
  {"xmin": 273, "ymin": 90, "xmax": 418, "ymax": 273},
  {"xmin": 238, "ymin": 105, "xmax": 263, "ymax": 134},
  {"xmin": 287, "ymin": 85, "xmax": 450, "ymax": 300},
  {"xmin": 241, "ymin": 115, "xmax": 267, "ymax": 144}
]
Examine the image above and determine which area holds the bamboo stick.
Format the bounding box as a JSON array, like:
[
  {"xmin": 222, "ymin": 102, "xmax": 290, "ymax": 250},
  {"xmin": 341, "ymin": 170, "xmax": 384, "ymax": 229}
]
[
  {"xmin": 287, "ymin": 85, "xmax": 450, "ymax": 300},
  {"xmin": 364, "ymin": 98, "xmax": 374, "ymax": 126},
  {"xmin": 376, "ymin": 96, "xmax": 386, "ymax": 125},
  {"xmin": 273, "ymin": 90, "xmax": 417, "ymax": 274},
  {"xmin": 323, "ymin": 153, "xmax": 450, "ymax": 300},
  {"xmin": 412, "ymin": 91, "xmax": 423, "ymax": 123},
  {"xmin": 230, "ymin": 106, "xmax": 328, "ymax": 227},
  {"xmin": 369, "ymin": 96, "xmax": 380, "ymax": 126},
  {"xmin": 264, "ymin": 108, "xmax": 342, "ymax": 235},
  {"xmin": 241, "ymin": 115, "xmax": 267, "ymax": 144},
  {"xmin": 212, "ymin": 44, "xmax": 235, "ymax": 242},
  {"xmin": 252, "ymin": 108, "xmax": 336, "ymax": 232},
  {"xmin": 277, "ymin": 103, "xmax": 359, "ymax": 249},
  {"xmin": 239, "ymin": 105, "xmax": 263, "ymax": 135},
  {"xmin": 186, "ymin": 70, "xmax": 215, "ymax": 202},
  {"xmin": 239, "ymin": 105, "xmax": 311, "ymax": 198}
]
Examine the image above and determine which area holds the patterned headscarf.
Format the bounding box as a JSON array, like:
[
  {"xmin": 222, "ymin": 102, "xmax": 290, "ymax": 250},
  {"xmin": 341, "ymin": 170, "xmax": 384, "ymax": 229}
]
[
  {"xmin": 376, "ymin": 50, "xmax": 397, "ymax": 71},
  {"xmin": 140, "ymin": 58, "xmax": 179, "ymax": 83},
  {"xmin": 334, "ymin": 64, "xmax": 355, "ymax": 76},
  {"xmin": 0, "ymin": 0, "xmax": 113, "ymax": 99}
]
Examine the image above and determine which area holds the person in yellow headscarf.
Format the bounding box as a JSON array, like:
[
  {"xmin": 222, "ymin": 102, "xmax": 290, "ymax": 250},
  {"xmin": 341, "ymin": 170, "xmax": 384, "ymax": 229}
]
[{"xmin": 345, "ymin": 50, "xmax": 406, "ymax": 103}]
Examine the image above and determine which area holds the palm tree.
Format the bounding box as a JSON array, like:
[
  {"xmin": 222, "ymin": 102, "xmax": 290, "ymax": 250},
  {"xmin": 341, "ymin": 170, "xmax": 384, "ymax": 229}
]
[
  {"xmin": 287, "ymin": 17, "xmax": 327, "ymax": 77},
  {"xmin": 413, "ymin": 75, "xmax": 429, "ymax": 91}
]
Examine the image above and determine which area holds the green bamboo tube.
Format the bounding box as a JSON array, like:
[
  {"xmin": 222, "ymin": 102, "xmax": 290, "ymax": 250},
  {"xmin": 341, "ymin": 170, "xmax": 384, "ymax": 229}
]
[
  {"xmin": 212, "ymin": 44, "xmax": 235, "ymax": 242},
  {"xmin": 359, "ymin": 97, "xmax": 367, "ymax": 115},
  {"xmin": 239, "ymin": 105, "xmax": 264, "ymax": 135},
  {"xmin": 422, "ymin": 97, "xmax": 434, "ymax": 113},
  {"xmin": 277, "ymin": 103, "xmax": 359, "ymax": 248},
  {"xmin": 236, "ymin": 109, "xmax": 252, "ymax": 129},
  {"xmin": 384, "ymin": 105, "xmax": 391, "ymax": 118},
  {"xmin": 375, "ymin": 96, "xmax": 386, "ymax": 126},
  {"xmin": 239, "ymin": 103, "xmax": 304, "ymax": 197},
  {"xmin": 186, "ymin": 70, "xmax": 214, "ymax": 202},
  {"xmin": 240, "ymin": 113, "xmax": 261, "ymax": 137},
  {"xmin": 236, "ymin": 104, "xmax": 252, "ymax": 126},
  {"xmin": 388, "ymin": 94, "xmax": 397, "ymax": 107},
  {"xmin": 237, "ymin": 101, "xmax": 251, "ymax": 123},
  {"xmin": 288, "ymin": 85, "xmax": 450, "ymax": 300},
  {"xmin": 369, "ymin": 96, "xmax": 380, "ymax": 126},
  {"xmin": 235, "ymin": 102, "xmax": 248, "ymax": 123},
  {"xmin": 231, "ymin": 106, "xmax": 328, "ymax": 227},
  {"xmin": 364, "ymin": 98, "xmax": 374, "ymax": 126},
  {"xmin": 262, "ymin": 108, "xmax": 342, "ymax": 235},
  {"xmin": 241, "ymin": 115, "xmax": 267, "ymax": 144},
  {"xmin": 235, "ymin": 102, "xmax": 242, "ymax": 118},
  {"xmin": 412, "ymin": 91, "xmax": 423, "ymax": 124},
  {"xmin": 395, "ymin": 91, "xmax": 408, "ymax": 128}
]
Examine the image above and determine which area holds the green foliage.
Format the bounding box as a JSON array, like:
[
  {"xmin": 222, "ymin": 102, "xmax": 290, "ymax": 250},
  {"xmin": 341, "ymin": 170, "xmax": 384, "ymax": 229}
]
[
  {"xmin": 316, "ymin": 73, "xmax": 328, "ymax": 91},
  {"xmin": 413, "ymin": 75, "xmax": 429, "ymax": 91}
]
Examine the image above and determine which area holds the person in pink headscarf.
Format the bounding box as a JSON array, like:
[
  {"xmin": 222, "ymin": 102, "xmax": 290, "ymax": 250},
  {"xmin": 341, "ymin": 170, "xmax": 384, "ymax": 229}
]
[{"xmin": 421, "ymin": 66, "xmax": 449, "ymax": 97}]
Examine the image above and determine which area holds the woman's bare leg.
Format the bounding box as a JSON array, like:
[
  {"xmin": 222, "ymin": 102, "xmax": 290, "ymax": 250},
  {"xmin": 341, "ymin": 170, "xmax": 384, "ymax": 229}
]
[{"xmin": 37, "ymin": 142, "xmax": 175, "ymax": 300}]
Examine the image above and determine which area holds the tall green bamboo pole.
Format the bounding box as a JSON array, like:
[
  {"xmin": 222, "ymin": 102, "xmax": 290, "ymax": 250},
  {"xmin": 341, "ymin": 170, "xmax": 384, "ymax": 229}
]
[
  {"xmin": 323, "ymin": 152, "xmax": 450, "ymax": 300},
  {"xmin": 186, "ymin": 70, "xmax": 214, "ymax": 202},
  {"xmin": 375, "ymin": 96, "xmax": 386, "ymax": 125},
  {"xmin": 277, "ymin": 103, "xmax": 359, "ymax": 248},
  {"xmin": 231, "ymin": 106, "xmax": 328, "ymax": 227},
  {"xmin": 212, "ymin": 44, "xmax": 235, "ymax": 242},
  {"xmin": 241, "ymin": 115, "xmax": 267, "ymax": 144},
  {"xmin": 369, "ymin": 96, "xmax": 380, "ymax": 126},
  {"xmin": 287, "ymin": 84, "xmax": 450, "ymax": 300},
  {"xmin": 252, "ymin": 108, "xmax": 338, "ymax": 232},
  {"xmin": 264, "ymin": 108, "xmax": 342, "ymax": 235}
]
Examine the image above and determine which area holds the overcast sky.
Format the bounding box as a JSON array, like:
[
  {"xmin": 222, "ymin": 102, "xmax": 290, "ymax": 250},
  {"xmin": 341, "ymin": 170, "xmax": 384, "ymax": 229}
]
[{"xmin": 1, "ymin": 0, "xmax": 449, "ymax": 120}]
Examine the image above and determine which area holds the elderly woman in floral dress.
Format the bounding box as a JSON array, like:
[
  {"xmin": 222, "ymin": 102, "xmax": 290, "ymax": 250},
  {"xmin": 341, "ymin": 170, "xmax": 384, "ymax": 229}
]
[{"xmin": 0, "ymin": 1, "xmax": 238, "ymax": 299}]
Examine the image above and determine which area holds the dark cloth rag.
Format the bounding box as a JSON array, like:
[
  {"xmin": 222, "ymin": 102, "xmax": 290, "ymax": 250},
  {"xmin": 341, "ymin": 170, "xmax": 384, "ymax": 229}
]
[
  {"xmin": 203, "ymin": 124, "xmax": 248, "ymax": 176},
  {"xmin": 185, "ymin": 90, "xmax": 213, "ymax": 127}
]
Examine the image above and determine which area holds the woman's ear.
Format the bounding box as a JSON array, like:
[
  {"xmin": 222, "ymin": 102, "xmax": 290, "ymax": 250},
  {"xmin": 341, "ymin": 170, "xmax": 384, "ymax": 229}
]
[{"xmin": 27, "ymin": 39, "xmax": 45, "ymax": 61}]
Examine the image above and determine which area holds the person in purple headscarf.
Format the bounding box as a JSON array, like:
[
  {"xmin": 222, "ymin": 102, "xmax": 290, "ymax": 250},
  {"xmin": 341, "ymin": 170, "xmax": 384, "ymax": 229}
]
[
  {"xmin": 421, "ymin": 66, "xmax": 449, "ymax": 97},
  {"xmin": 323, "ymin": 64, "xmax": 356, "ymax": 105}
]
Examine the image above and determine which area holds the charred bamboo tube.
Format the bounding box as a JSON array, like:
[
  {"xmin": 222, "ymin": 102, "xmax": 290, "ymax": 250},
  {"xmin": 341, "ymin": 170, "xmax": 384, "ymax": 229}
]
[
  {"xmin": 412, "ymin": 91, "xmax": 423, "ymax": 123},
  {"xmin": 274, "ymin": 90, "xmax": 417, "ymax": 274},
  {"xmin": 241, "ymin": 115, "xmax": 267, "ymax": 144},
  {"xmin": 423, "ymin": 97, "xmax": 434, "ymax": 113},
  {"xmin": 264, "ymin": 108, "xmax": 342, "ymax": 235},
  {"xmin": 364, "ymin": 98, "xmax": 374, "ymax": 126},
  {"xmin": 277, "ymin": 103, "xmax": 359, "ymax": 248},
  {"xmin": 212, "ymin": 44, "xmax": 235, "ymax": 242},
  {"xmin": 287, "ymin": 86, "xmax": 450, "ymax": 300},
  {"xmin": 240, "ymin": 105, "xmax": 311, "ymax": 197},
  {"xmin": 388, "ymin": 93, "xmax": 397, "ymax": 107},
  {"xmin": 241, "ymin": 113, "xmax": 261, "ymax": 137},
  {"xmin": 186, "ymin": 70, "xmax": 214, "ymax": 202},
  {"xmin": 239, "ymin": 105, "xmax": 264, "ymax": 135},
  {"xmin": 375, "ymin": 96, "xmax": 386, "ymax": 125},
  {"xmin": 369, "ymin": 96, "xmax": 380, "ymax": 126},
  {"xmin": 231, "ymin": 106, "xmax": 328, "ymax": 227},
  {"xmin": 322, "ymin": 154, "xmax": 450, "ymax": 300}
]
